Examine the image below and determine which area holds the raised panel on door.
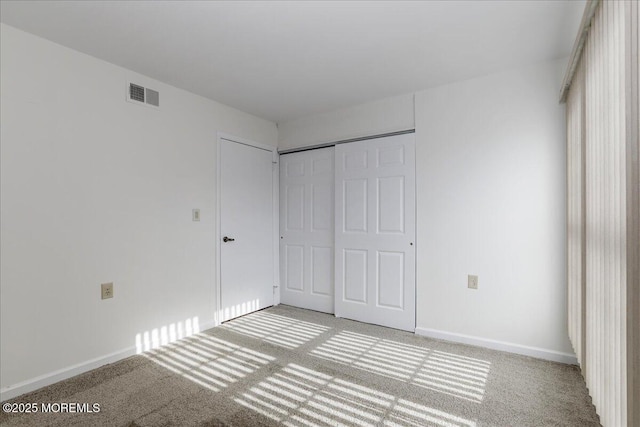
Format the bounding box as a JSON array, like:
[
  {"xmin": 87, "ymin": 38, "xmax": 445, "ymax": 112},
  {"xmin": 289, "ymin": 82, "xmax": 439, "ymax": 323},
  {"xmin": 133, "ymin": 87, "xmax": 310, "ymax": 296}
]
[
  {"xmin": 343, "ymin": 249, "xmax": 368, "ymax": 303},
  {"xmin": 312, "ymin": 183, "xmax": 332, "ymax": 231},
  {"xmin": 377, "ymin": 251, "xmax": 404, "ymax": 309},
  {"xmin": 285, "ymin": 245, "xmax": 304, "ymax": 291},
  {"xmin": 311, "ymin": 246, "xmax": 332, "ymax": 296},
  {"xmin": 286, "ymin": 184, "xmax": 304, "ymax": 231},
  {"xmin": 378, "ymin": 176, "xmax": 405, "ymax": 233},
  {"xmin": 335, "ymin": 133, "xmax": 416, "ymax": 331},
  {"xmin": 280, "ymin": 147, "xmax": 335, "ymax": 313},
  {"xmin": 344, "ymin": 179, "xmax": 368, "ymax": 233}
]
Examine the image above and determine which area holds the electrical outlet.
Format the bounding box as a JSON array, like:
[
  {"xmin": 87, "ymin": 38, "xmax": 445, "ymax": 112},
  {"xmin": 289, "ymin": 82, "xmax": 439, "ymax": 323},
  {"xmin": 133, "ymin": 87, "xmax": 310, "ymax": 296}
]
[
  {"xmin": 101, "ymin": 282, "xmax": 114, "ymax": 299},
  {"xmin": 192, "ymin": 209, "xmax": 200, "ymax": 221},
  {"xmin": 468, "ymin": 275, "xmax": 478, "ymax": 290}
]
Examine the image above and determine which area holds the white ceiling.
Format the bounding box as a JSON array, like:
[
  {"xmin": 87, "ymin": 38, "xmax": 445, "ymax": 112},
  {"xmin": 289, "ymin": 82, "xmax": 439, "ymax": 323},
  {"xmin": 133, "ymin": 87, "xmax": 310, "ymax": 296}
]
[{"xmin": 0, "ymin": 0, "xmax": 584, "ymax": 123}]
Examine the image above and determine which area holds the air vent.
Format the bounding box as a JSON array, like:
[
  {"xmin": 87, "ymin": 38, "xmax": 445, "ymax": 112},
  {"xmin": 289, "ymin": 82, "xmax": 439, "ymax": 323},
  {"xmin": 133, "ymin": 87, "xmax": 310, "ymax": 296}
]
[
  {"xmin": 127, "ymin": 82, "xmax": 160, "ymax": 108},
  {"xmin": 145, "ymin": 88, "xmax": 159, "ymax": 107},
  {"xmin": 129, "ymin": 83, "xmax": 145, "ymax": 103}
]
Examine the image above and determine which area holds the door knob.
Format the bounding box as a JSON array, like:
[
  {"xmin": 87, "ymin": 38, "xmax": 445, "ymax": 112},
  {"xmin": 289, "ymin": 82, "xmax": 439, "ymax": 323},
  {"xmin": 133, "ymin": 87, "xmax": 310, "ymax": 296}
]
[{"xmin": 223, "ymin": 236, "xmax": 235, "ymax": 242}]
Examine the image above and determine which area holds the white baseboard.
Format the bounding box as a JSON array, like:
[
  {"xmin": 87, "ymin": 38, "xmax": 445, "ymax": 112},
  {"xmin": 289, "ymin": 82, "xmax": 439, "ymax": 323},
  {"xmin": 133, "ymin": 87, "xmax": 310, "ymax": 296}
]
[
  {"xmin": 414, "ymin": 327, "xmax": 578, "ymax": 365},
  {"xmin": 199, "ymin": 319, "xmax": 217, "ymax": 332},
  {"xmin": 0, "ymin": 346, "xmax": 137, "ymax": 402},
  {"xmin": 1, "ymin": 318, "xmax": 221, "ymax": 403}
]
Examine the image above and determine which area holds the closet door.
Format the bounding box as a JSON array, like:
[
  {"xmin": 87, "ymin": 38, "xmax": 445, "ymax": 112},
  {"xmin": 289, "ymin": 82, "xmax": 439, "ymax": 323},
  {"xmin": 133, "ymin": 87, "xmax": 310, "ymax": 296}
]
[
  {"xmin": 335, "ymin": 134, "xmax": 416, "ymax": 331},
  {"xmin": 279, "ymin": 147, "xmax": 335, "ymax": 313}
]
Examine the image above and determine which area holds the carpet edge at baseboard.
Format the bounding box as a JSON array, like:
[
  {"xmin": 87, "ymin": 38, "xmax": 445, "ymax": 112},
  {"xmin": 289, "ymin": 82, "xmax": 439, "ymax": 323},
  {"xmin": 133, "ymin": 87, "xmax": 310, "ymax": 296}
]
[
  {"xmin": 0, "ymin": 319, "xmax": 219, "ymax": 402},
  {"xmin": 414, "ymin": 327, "xmax": 578, "ymax": 365},
  {"xmin": 0, "ymin": 346, "xmax": 137, "ymax": 402}
]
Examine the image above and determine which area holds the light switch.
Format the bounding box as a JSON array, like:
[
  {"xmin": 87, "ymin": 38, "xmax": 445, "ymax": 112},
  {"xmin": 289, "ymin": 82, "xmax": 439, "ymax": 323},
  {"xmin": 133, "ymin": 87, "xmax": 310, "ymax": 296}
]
[
  {"xmin": 468, "ymin": 275, "xmax": 478, "ymax": 290},
  {"xmin": 192, "ymin": 209, "xmax": 200, "ymax": 221}
]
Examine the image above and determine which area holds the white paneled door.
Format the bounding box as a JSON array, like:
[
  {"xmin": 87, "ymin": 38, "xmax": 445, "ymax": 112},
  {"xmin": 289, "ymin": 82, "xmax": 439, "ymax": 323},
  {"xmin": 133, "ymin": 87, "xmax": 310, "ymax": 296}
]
[
  {"xmin": 279, "ymin": 147, "xmax": 335, "ymax": 313},
  {"xmin": 335, "ymin": 134, "xmax": 416, "ymax": 331},
  {"xmin": 219, "ymin": 138, "xmax": 274, "ymax": 322}
]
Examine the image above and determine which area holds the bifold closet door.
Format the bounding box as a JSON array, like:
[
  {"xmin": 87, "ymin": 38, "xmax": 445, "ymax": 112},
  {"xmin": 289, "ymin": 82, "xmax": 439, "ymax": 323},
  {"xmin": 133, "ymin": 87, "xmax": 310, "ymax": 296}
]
[
  {"xmin": 279, "ymin": 147, "xmax": 335, "ymax": 313},
  {"xmin": 335, "ymin": 134, "xmax": 416, "ymax": 331}
]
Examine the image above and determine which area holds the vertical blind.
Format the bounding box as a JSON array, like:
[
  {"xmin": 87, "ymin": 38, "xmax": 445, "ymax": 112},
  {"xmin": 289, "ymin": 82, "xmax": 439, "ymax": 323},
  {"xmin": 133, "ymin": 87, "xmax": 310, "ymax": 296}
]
[
  {"xmin": 565, "ymin": 1, "xmax": 639, "ymax": 426},
  {"xmin": 567, "ymin": 58, "xmax": 585, "ymax": 370}
]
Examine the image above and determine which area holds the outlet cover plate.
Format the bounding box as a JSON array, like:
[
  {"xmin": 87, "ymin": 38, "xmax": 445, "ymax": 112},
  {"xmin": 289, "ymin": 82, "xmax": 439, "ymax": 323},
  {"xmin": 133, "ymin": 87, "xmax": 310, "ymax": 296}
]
[
  {"xmin": 101, "ymin": 282, "xmax": 114, "ymax": 299},
  {"xmin": 468, "ymin": 275, "xmax": 478, "ymax": 290}
]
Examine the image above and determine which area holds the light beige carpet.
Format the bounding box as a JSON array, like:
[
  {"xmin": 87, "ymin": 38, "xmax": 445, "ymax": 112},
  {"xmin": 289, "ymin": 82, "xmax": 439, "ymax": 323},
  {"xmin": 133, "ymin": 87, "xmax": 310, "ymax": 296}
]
[{"xmin": 0, "ymin": 305, "xmax": 600, "ymax": 426}]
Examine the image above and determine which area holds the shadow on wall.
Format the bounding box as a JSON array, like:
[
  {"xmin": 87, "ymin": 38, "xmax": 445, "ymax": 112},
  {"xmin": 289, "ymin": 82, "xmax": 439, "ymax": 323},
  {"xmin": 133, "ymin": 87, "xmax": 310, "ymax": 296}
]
[
  {"xmin": 135, "ymin": 316, "xmax": 201, "ymax": 354},
  {"xmin": 219, "ymin": 299, "xmax": 261, "ymax": 323}
]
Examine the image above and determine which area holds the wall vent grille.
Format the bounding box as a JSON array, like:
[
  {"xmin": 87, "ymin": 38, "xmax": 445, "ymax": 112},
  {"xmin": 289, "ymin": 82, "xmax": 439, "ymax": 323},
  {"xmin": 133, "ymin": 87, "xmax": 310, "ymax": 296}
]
[
  {"xmin": 127, "ymin": 82, "xmax": 159, "ymax": 108},
  {"xmin": 145, "ymin": 88, "xmax": 159, "ymax": 107},
  {"xmin": 129, "ymin": 83, "xmax": 145, "ymax": 103}
]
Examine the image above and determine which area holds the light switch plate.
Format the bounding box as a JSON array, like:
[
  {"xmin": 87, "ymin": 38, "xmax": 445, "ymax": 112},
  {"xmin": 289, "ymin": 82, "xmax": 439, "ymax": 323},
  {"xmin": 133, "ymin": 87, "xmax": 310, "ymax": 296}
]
[
  {"xmin": 468, "ymin": 275, "xmax": 478, "ymax": 290},
  {"xmin": 192, "ymin": 209, "xmax": 200, "ymax": 221}
]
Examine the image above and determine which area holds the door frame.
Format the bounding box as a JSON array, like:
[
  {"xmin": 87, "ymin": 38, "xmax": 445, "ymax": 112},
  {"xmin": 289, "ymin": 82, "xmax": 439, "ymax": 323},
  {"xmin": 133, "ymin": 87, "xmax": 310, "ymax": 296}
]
[{"xmin": 215, "ymin": 132, "xmax": 279, "ymax": 326}]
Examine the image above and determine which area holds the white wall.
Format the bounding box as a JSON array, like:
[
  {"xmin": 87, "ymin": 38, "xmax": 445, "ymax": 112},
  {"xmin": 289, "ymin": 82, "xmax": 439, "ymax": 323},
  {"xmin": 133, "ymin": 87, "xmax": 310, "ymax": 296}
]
[
  {"xmin": 414, "ymin": 58, "xmax": 573, "ymax": 360},
  {"xmin": 0, "ymin": 24, "xmax": 277, "ymax": 397},
  {"xmin": 278, "ymin": 93, "xmax": 414, "ymax": 151},
  {"xmin": 278, "ymin": 58, "xmax": 574, "ymax": 362}
]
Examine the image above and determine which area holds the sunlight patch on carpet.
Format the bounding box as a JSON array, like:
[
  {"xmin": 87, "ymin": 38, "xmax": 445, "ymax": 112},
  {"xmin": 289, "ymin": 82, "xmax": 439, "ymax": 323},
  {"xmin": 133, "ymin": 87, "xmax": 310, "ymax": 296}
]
[
  {"xmin": 143, "ymin": 333, "xmax": 274, "ymax": 392},
  {"xmin": 234, "ymin": 363, "xmax": 477, "ymax": 427},
  {"xmin": 310, "ymin": 330, "xmax": 490, "ymax": 402},
  {"xmin": 221, "ymin": 311, "xmax": 331, "ymax": 348}
]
